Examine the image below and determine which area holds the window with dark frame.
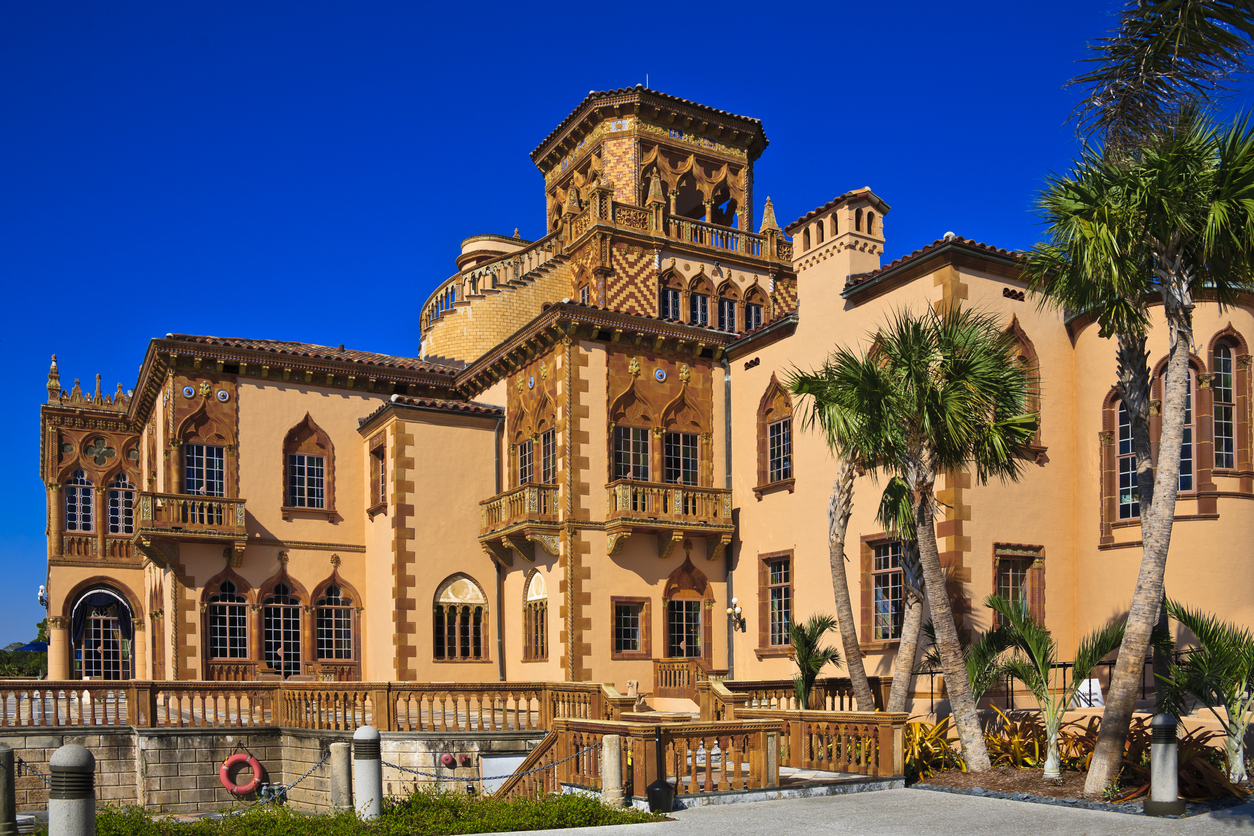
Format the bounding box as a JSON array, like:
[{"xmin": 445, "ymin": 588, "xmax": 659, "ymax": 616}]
[
  {"xmin": 262, "ymin": 583, "xmax": 302, "ymax": 678},
  {"xmin": 207, "ymin": 580, "xmax": 247, "ymax": 659},
  {"xmin": 579, "ymin": 285, "xmax": 590, "ymax": 305},
  {"xmin": 370, "ymin": 445, "xmax": 386, "ymax": 507},
  {"xmin": 718, "ymin": 297, "xmax": 736, "ymax": 332},
  {"xmin": 286, "ymin": 453, "xmax": 325, "ymax": 508},
  {"xmin": 667, "ymin": 599, "xmax": 702, "ymax": 658},
  {"xmin": 872, "ymin": 542, "xmax": 903, "ymax": 641},
  {"xmin": 613, "ymin": 426, "xmax": 650, "ymax": 480},
  {"xmin": 996, "ymin": 558, "xmax": 1031, "ymax": 626},
  {"xmin": 316, "ymin": 584, "xmax": 353, "ymax": 660},
  {"xmin": 614, "ymin": 602, "xmax": 643, "ymax": 654},
  {"xmin": 518, "ymin": 439, "xmax": 534, "ymax": 485},
  {"xmin": 664, "ymin": 432, "xmax": 698, "ymax": 485},
  {"xmin": 767, "ymin": 419, "xmax": 792, "ymax": 482},
  {"xmin": 541, "ymin": 428, "xmax": 557, "ymax": 484},
  {"xmin": 1179, "ymin": 372, "xmax": 1194, "ymax": 492},
  {"xmin": 1215, "ymin": 345, "xmax": 1235, "ymax": 469},
  {"xmin": 1117, "ymin": 401, "xmax": 1138, "ymax": 519},
  {"xmin": 65, "ymin": 469, "xmax": 94, "ymax": 532},
  {"xmin": 745, "ymin": 303, "xmax": 763, "ymax": 331},
  {"xmin": 184, "ymin": 444, "xmax": 225, "ymax": 497},
  {"xmin": 660, "ymin": 286, "xmax": 681, "ymax": 320},
  {"xmin": 767, "ymin": 558, "xmax": 792, "ymax": 646},
  {"xmin": 108, "ymin": 472, "xmax": 135, "ymax": 535},
  {"xmin": 690, "ymin": 292, "xmax": 709, "ymax": 326}
]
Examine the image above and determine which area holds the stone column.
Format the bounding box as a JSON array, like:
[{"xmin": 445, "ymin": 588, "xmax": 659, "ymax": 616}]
[
  {"xmin": 600, "ymin": 735, "xmax": 623, "ymax": 807},
  {"xmin": 48, "ymin": 618, "xmax": 70, "ymax": 681},
  {"xmin": 131, "ymin": 621, "xmax": 146, "ymax": 681}
]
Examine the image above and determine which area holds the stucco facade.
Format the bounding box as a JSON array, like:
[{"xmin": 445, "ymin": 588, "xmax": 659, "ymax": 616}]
[{"xmin": 39, "ymin": 88, "xmax": 1254, "ymax": 708}]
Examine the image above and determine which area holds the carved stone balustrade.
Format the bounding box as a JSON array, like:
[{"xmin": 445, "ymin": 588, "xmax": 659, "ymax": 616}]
[
  {"xmin": 478, "ymin": 483, "xmax": 560, "ymax": 566},
  {"xmin": 604, "ymin": 480, "xmax": 734, "ymax": 559},
  {"xmin": 133, "ymin": 492, "xmax": 248, "ymax": 560}
]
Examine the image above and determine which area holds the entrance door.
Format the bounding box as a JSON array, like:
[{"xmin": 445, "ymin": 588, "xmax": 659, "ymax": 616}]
[
  {"xmin": 78, "ymin": 603, "xmax": 131, "ymax": 680},
  {"xmin": 666, "ymin": 599, "xmax": 703, "ymax": 658}
]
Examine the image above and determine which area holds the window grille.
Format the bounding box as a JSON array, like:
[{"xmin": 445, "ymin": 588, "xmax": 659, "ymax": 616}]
[
  {"xmin": 613, "ymin": 426, "xmax": 650, "ymax": 481},
  {"xmin": 263, "ymin": 583, "xmax": 302, "ymax": 678},
  {"xmin": 767, "ymin": 559, "xmax": 792, "ymax": 646},
  {"xmin": 872, "ymin": 542, "xmax": 903, "ymax": 640},
  {"xmin": 664, "ymin": 432, "xmax": 698, "ymax": 485},
  {"xmin": 667, "ymin": 599, "xmax": 702, "ymax": 658},
  {"xmin": 316, "ymin": 585, "xmax": 353, "ymax": 660},
  {"xmin": 184, "ymin": 444, "xmax": 225, "ymax": 497},
  {"xmin": 1215, "ymin": 345, "xmax": 1235, "ymax": 469},
  {"xmin": 614, "ymin": 603, "xmax": 642, "ymax": 654},
  {"xmin": 108, "ymin": 472, "xmax": 135, "ymax": 535},
  {"xmin": 65, "ymin": 469, "xmax": 94, "ymax": 532},
  {"xmin": 768, "ymin": 419, "xmax": 792, "ymax": 482},
  {"xmin": 287, "ymin": 453, "xmax": 325, "ymax": 508},
  {"xmin": 518, "ymin": 440, "xmax": 534, "ymax": 485},
  {"xmin": 540, "ymin": 429, "xmax": 556, "ymax": 484},
  {"xmin": 208, "ymin": 580, "xmax": 248, "ymax": 659},
  {"xmin": 1117, "ymin": 401, "xmax": 1138, "ymax": 519}
]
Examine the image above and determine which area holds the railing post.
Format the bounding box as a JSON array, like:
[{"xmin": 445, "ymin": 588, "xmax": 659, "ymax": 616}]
[
  {"xmin": 764, "ymin": 729, "xmax": 779, "ymax": 788},
  {"xmin": 352, "ymin": 725, "xmax": 383, "ymax": 820},
  {"xmin": 0, "ymin": 745, "xmax": 16, "ymax": 836},
  {"xmin": 601, "ymin": 734, "xmax": 624, "ymax": 806}
]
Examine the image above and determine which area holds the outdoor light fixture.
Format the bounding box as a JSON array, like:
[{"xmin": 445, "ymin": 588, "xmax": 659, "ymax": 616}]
[{"xmin": 726, "ymin": 597, "xmax": 745, "ymax": 632}]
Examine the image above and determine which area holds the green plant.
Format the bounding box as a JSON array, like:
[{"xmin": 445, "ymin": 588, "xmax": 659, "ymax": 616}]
[
  {"xmin": 986, "ymin": 593, "xmax": 1126, "ymax": 779},
  {"xmin": 904, "ymin": 717, "xmax": 964, "ymax": 781},
  {"xmin": 788, "ymin": 613, "xmax": 843, "ymax": 709},
  {"xmin": 916, "ymin": 619, "xmax": 1013, "ymax": 705}
]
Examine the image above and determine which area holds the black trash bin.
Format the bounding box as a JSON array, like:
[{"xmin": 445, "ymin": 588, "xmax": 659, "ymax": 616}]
[{"xmin": 645, "ymin": 726, "xmax": 674, "ymax": 813}]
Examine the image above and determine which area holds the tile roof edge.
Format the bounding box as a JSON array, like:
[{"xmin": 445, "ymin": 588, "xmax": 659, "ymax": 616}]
[{"xmin": 841, "ymin": 236, "xmax": 1022, "ymax": 296}]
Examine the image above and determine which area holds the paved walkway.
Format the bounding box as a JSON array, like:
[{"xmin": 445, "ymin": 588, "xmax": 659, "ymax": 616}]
[{"xmin": 520, "ymin": 789, "xmax": 1254, "ymax": 835}]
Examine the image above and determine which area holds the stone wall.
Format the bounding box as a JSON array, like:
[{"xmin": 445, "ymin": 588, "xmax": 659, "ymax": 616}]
[{"xmin": 0, "ymin": 730, "xmax": 137, "ymax": 811}]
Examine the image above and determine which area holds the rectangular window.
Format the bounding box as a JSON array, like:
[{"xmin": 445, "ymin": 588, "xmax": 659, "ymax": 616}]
[
  {"xmin": 667, "ymin": 599, "xmax": 703, "ymax": 658},
  {"xmin": 768, "ymin": 419, "xmax": 792, "ymax": 482},
  {"xmin": 541, "ymin": 429, "xmax": 556, "ymax": 484},
  {"xmin": 108, "ymin": 486, "xmax": 134, "ymax": 535},
  {"xmin": 767, "ymin": 558, "xmax": 792, "ymax": 646},
  {"xmin": 614, "ymin": 603, "xmax": 642, "ymax": 654},
  {"xmin": 660, "ymin": 287, "xmax": 681, "ymax": 320},
  {"xmin": 1216, "ymin": 347, "xmax": 1235, "ymax": 469},
  {"xmin": 1117, "ymin": 402, "xmax": 1138, "ymax": 519},
  {"xmin": 209, "ymin": 603, "xmax": 248, "ymax": 658},
  {"xmin": 518, "ymin": 439, "xmax": 534, "ymax": 485},
  {"xmin": 184, "ymin": 444, "xmax": 226, "ymax": 497},
  {"xmin": 746, "ymin": 303, "xmax": 763, "ymax": 331},
  {"xmin": 872, "ymin": 541, "xmax": 903, "ymax": 641},
  {"xmin": 1179, "ymin": 375, "xmax": 1194, "ymax": 492},
  {"xmin": 579, "ymin": 285, "xmax": 590, "ymax": 305},
  {"xmin": 287, "ymin": 454, "xmax": 325, "ymax": 508},
  {"xmin": 370, "ymin": 447, "xmax": 386, "ymax": 507},
  {"xmin": 690, "ymin": 292, "xmax": 709, "ymax": 326},
  {"xmin": 718, "ymin": 298, "xmax": 736, "ymax": 332},
  {"xmin": 664, "ymin": 432, "xmax": 699, "ymax": 485},
  {"xmin": 316, "ymin": 608, "xmax": 353, "ymax": 660},
  {"xmin": 996, "ymin": 557, "xmax": 1031, "ymax": 626},
  {"xmin": 613, "ymin": 426, "xmax": 650, "ymax": 481}
]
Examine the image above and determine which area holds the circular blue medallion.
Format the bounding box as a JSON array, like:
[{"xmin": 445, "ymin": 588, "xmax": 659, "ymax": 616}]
[
  {"xmin": 654, "ymin": 368, "xmax": 666, "ymax": 383},
  {"xmin": 181, "ymin": 385, "xmax": 195, "ymax": 398},
  {"xmin": 528, "ymin": 376, "xmax": 535, "ymax": 389}
]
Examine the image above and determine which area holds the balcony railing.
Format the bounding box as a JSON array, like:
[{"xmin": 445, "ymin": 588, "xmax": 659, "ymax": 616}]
[
  {"xmin": 480, "ymin": 483, "xmax": 559, "ymax": 535},
  {"xmin": 137, "ymin": 492, "xmax": 247, "ymax": 540},
  {"xmin": 666, "ymin": 216, "xmax": 765, "ymax": 257},
  {"xmin": 606, "ymin": 480, "xmax": 732, "ymax": 525}
]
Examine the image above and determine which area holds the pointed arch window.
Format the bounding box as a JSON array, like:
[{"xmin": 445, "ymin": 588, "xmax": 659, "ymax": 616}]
[
  {"xmin": 283, "ymin": 414, "xmax": 335, "ymax": 515},
  {"xmin": 263, "ymin": 582, "xmax": 302, "ymax": 678},
  {"xmin": 108, "ymin": 472, "xmax": 135, "ymax": 535},
  {"xmin": 1215, "ymin": 344, "xmax": 1235, "ymax": 469},
  {"xmin": 316, "ymin": 584, "xmax": 353, "ymax": 661},
  {"xmin": 65, "ymin": 469, "xmax": 94, "ymax": 532},
  {"xmin": 755, "ymin": 376, "xmax": 795, "ymax": 498},
  {"xmin": 433, "ymin": 575, "xmax": 488, "ymax": 661},
  {"xmin": 523, "ymin": 572, "xmax": 547, "ymax": 662},
  {"xmin": 184, "ymin": 444, "xmax": 225, "ymax": 497},
  {"xmin": 208, "ymin": 580, "xmax": 248, "ymax": 659},
  {"xmin": 1117, "ymin": 401, "xmax": 1138, "ymax": 519}
]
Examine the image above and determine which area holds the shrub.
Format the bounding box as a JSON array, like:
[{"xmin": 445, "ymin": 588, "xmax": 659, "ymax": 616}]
[{"xmin": 905, "ymin": 717, "xmax": 964, "ymax": 781}]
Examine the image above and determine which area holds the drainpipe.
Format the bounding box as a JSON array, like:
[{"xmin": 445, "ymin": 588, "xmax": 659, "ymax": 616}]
[
  {"xmin": 721, "ymin": 356, "xmax": 734, "ymax": 679},
  {"xmin": 494, "ymin": 416, "xmax": 506, "ymax": 682}
]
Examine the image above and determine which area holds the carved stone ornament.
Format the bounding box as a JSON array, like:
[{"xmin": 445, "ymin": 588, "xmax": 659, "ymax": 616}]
[
  {"xmin": 628, "ymin": 358, "xmax": 641, "ymax": 378},
  {"xmin": 607, "ymin": 531, "xmax": 631, "ymax": 555},
  {"xmin": 198, "ymin": 380, "xmax": 211, "ymax": 397},
  {"xmin": 278, "ymin": 550, "xmax": 289, "ymax": 565},
  {"xmin": 679, "ymin": 364, "xmax": 691, "ymax": 384},
  {"xmin": 330, "ymin": 553, "xmax": 341, "ymax": 567},
  {"xmin": 1099, "ymin": 430, "xmax": 1116, "ymax": 446}
]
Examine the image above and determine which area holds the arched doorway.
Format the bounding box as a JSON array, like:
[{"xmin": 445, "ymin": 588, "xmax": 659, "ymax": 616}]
[{"xmin": 70, "ymin": 587, "xmax": 134, "ymax": 680}]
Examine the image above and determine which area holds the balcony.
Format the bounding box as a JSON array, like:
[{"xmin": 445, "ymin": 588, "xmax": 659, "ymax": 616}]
[
  {"xmin": 605, "ymin": 480, "xmax": 734, "ymax": 559},
  {"xmin": 478, "ymin": 483, "xmax": 560, "ymax": 566},
  {"xmin": 133, "ymin": 492, "xmax": 249, "ymax": 556}
]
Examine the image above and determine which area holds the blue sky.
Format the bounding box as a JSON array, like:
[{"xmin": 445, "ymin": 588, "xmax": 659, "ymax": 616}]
[{"xmin": 2, "ymin": 1, "xmax": 1250, "ymax": 646}]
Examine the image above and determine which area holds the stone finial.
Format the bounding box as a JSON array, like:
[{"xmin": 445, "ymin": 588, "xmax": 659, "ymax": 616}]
[
  {"xmin": 646, "ymin": 173, "xmax": 665, "ymax": 206},
  {"xmin": 47, "ymin": 355, "xmax": 61, "ymax": 401},
  {"xmin": 759, "ymin": 197, "xmax": 781, "ymax": 233},
  {"xmin": 94, "ymin": 373, "xmax": 103, "ymax": 403},
  {"xmin": 513, "ymin": 228, "xmax": 521, "ymax": 238}
]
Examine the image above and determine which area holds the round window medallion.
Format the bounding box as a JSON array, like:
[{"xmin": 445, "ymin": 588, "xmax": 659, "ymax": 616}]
[
  {"xmin": 528, "ymin": 376, "xmax": 534, "ymax": 389},
  {"xmin": 181, "ymin": 385, "xmax": 195, "ymax": 398},
  {"xmin": 654, "ymin": 368, "xmax": 667, "ymax": 383},
  {"xmin": 216, "ymin": 390, "xmax": 230, "ymax": 402}
]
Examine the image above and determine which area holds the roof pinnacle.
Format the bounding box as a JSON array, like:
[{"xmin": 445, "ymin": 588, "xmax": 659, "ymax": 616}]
[{"xmin": 759, "ymin": 197, "xmax": 781, "ymax": 233}]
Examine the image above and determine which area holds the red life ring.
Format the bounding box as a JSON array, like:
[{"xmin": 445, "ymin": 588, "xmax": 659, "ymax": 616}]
[{"xmin": 219, "ymin": 753, "xmax": 262, "ymax": 795}]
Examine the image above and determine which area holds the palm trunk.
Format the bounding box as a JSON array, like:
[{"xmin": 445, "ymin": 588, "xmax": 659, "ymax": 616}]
[
  {"xmin": 828, "ymin": 458, "xmax": 877, "ymax": 712},
  {"xmin": 1043, "ymin": 704, "xmax": 1063, "ymax": 781},
  {"xmin": 887, "ymin": 589, "xmax": 924, "ymax": 713},
  {"xmin": 1085, "ymin": 302, "xmax": 1192, "ymax": 795},
  {"xmin": 915, "ymin": 471, "xmax": 991, "ymax": 771}
]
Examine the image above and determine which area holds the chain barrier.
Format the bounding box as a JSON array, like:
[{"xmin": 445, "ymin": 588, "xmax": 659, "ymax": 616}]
[
  {"xmin": 257, "ymin": 748, "xmax": 331, "ymax": 805},
  {"xmin": 15, "ymin": 756, "xmax": 50, "ymax": 788},
  {"xmin": 382, "ymin": 741, "xmax": 602, "ymax": 785}
]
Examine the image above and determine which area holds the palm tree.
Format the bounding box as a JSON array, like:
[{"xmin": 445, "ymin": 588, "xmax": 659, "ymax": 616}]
[
  {"xmin": 986, "ymin": 594, "xmax": 1127, "ymax": 781},
  {"xmin": 1158, "ymin": 599, "xmax": 1254, "ymax": 783},
  {"xmin": 788, "ymin": 367, "xmax": 882, "ymax": 713},
  {"xmin": 818, "ymin": 305, "xmax": 1037, "ymax": 771},
  {"xmin": 916, "ymin": 619, "xmax": 1014, "ymax": 708},
  {"xmin": 789, "ymin": 614, "xmax": 843, "ymax": 709},
  {"xmin": 876, "ymin": 476, "xmax": 927, "ymax": 714},
  {"xmin": 1023, "ymin": 113, "xmax": 1254, "ymax": 793}
]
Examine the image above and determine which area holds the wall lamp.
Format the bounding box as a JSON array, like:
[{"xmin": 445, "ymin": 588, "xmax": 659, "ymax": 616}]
[{"xmin": 726, "ymin": 598, "xmax": 745, "ymax": 632}]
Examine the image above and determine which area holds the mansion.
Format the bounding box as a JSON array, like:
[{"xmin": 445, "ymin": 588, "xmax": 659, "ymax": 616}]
[{"xmin": 39, "ymin": 88, "xmax": 1254, "ymax": 706}]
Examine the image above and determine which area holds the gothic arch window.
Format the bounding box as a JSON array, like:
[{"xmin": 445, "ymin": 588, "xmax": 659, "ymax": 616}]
[
  {"xmin": 107, "ymin": 472, "xmax": 135, "ymax": 535},
  {"xmin": 207, "ymin": 580, "xmax": 248, "ymax": 660},
  {"xmin": 610, "ymin": 381, "xmax": 656, "ymax": 482},
  {"xmin": 283, "ymin": 413, "xmax": 335, "ymax": 515},
  {"xmin": 70, "ymin": 586, "xmax": 134, "ymax": 680},
  {"xmin": 744, "ymin": 286, "xmax": 766, "ymax": 332},
  {"xmin": 755, "ymin": 375, "xmax": 794, "ymax": 498},
  {"xmin": 65, "ymin": 469, "xmax": 94, "ymax": 532},
  {"xmin": 522, "ymin": 570, "xmax": 547, "ymax": 662},
  {"xmin": 663, "ymin": 558, "xmax": 711, "ymax": 660},
  {"xmin": 688, "ymin": 275, "xmax": 712, "ymax": 327},
  {"xmin": 315, "ymin": 583, "xmax": 354, "ymax": 661},
  {"xmin": 662, "ymin": 386, "xmax": 704, "ymax": 487},
  {"xmin": 263, "ymin": 582, "xmax": 303, "ymax": 678},
  {"xmin": 1006, "ymin": 317, "xmax": 1044, "ymax": 452},
  {"xmin": 658, "ymin": 271, "xmax": 684, "ymax": 321},
  {"xmin": 716, "ymin": 281, "xmax": 740, "ymax": 333},
  {"xmin": 433, "ymin": 574, "xmax": 488, "ymax": 661},
  {"xmin": 177, "ymin": 403, "xmax": 232, "ymax": 498}
]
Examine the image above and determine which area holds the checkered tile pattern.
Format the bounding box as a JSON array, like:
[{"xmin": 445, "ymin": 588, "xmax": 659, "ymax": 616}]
[{"xmin": 607, "ymin": 243, "xmax": 658, "ymax": 316}]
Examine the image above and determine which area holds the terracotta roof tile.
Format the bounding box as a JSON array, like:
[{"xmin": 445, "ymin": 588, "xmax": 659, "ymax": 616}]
[
  {"xmin": 531, "ymin": 87, "xmax": 767, "ymax": 161},
  {"xmin": 359, "ymin": 395, "xmax": 504, "ymax": 427},
  {"xmin": 785, "ymin": 189, "xmax": 891, "ymax": 234},
  {"xmin": 843, "ymin": 236, "xmax": 1022, "ymax": 292},
  {"xmin": 165, "ymin": 334, "xmax": 460, "ymax": 375}
]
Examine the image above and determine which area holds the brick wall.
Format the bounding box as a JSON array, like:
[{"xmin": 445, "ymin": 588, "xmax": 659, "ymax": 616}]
[{"xmin": 0, "ymin": 730, "xmax": 137, "ymax": 811}]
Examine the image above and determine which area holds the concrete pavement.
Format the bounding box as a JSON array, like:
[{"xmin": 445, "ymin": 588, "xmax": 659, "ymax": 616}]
[{"xmin": 521, "ymin": 788, "xmax": 1254, "ymax": 835}]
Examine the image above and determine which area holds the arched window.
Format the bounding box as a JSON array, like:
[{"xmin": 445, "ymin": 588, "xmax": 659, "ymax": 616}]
[
  {"xmin": 658, "ymin": 273, "xmax": 683, "ymax": 320},
  {"xmin": 830, "ymin": 215, "xmax": 838, "ymax": 237},
  {"xmin": 663, "ymin": 558, "xmax": 711, "ymax": 660},
  {"xmin": 65, "ymin": 469, "xmax": 94, "ymax": 532},
  {"xmin": 263, "ymin": 582, "xmax": 302, "ymax": 678},
  {"xmin": 316, "ymin": 584, "xmax": 353, "ymax": 661},
  {"xmin": 815, "ymin": 222, "xmax": 825, "ymax": 245},
  {"xmin": 756, "ymin": 375, "xmax": 793, "ymax": 494},
  {"xmin": 867, "ymin": 212, "xmax": 876, "ymax": 235},
  {"xmin": 802, "ymin": 229, "xmax": 811, "ymax": 251},
  {"xmin": 107, "ymin": 472, "xmax": 135, "ymax": 535},
  {"xmin": 433, "ymin": 575, "xmax": 487, "ymax": 661},
  {"xmin": 1215, "ymin": 344, "xmax": 1235, "ymax": 469},
  {"xmin": 523, "ymin": 572, "xmax": 547, "ymax": 662},
  {"xmin": 283, "ymin": 414, "xmax": 335, "ymax": 513},
  {"xmin": 1117, "ymin": 401, "xmax": 1138, "ymax": 519},
  {"xmin": 1179, "ymin": 371, "xmax": 1195, "ymax": 492},
  {"xmin": 208, "ymin": 580, "xmax": 248, "ymax": 659},
  {"xmin": 70, "ymin": 587, "xmax": 134, "ymax": 680},
  {"xmin": 855, "ymin": 208, "xmax": 863, "ymax": 232}
]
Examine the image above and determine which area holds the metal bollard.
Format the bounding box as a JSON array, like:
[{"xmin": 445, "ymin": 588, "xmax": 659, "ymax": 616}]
[
  {"xmin": 601, "ymin": 735, "xmax": 624, "ymax": 807},
  {"xmin": 0, "ymin": 745, "xmax": 16, "ymax": 836},
  {"xmin": 352, "ymin": 725, "xmax": 382, "ymax": 820},
  {"xmin": 1144, "ymin": 713, "xmax": 1185, "ymax": 817},
  {"xmin": 329, "ymin": 742, "xmax": 352, "ymax": 811},
  {"xmin": 49, "ymin": 744, "xmax": 95, "ymax": 836}
]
